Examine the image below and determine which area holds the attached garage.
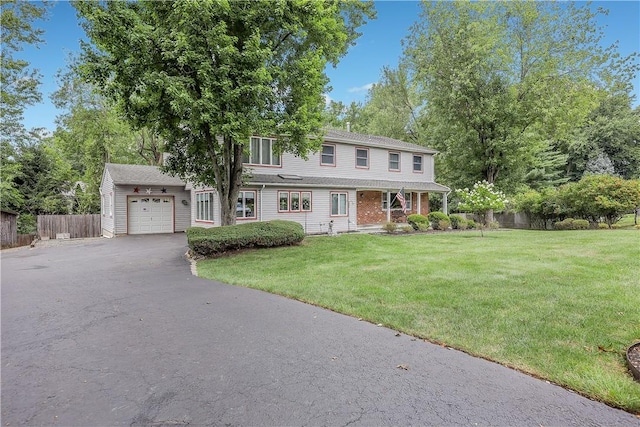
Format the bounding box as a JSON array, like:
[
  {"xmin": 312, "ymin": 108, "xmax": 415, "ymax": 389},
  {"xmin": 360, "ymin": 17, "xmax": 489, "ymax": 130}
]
[
  {"xmin": 128, "ymin": 196, "xmax": 175, "ymax": 234},
  {"xmin": 100, "ymin": 163, "xmax": 191, "ymax": 237}
]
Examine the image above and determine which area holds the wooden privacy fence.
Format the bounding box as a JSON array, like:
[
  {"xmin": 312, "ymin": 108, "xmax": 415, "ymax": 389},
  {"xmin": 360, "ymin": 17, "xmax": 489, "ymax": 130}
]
[{"xmin": 37, "ymin": 214, "xmax": 101, "ymax": 239}]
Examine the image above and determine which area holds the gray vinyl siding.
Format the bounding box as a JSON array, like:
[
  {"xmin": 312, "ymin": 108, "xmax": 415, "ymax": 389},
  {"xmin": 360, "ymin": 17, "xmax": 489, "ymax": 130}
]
[
  {"xmin": 245, "ymin": 143, "xmax": 438, "ymax": 184},
  {"xmin": 191, "ymin": 186, "xmax": 356, "ymax": 234},
  {"xmin": 99, "ymin": 168, "xmax": 115, "ymax": 237},
  {"xmin": 114, "ymin": 185, "xmax": 191, "ymax": 235}
]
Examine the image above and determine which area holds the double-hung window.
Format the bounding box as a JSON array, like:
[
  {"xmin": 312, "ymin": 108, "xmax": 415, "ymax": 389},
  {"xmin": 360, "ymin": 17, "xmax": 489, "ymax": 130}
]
[
  {"xmin": 196, "ymin": 191, "xmax": 215, "ymax": 222},
  {"xmin": 278, "ymin": 191, "xmax": 312, "ymax": 212},
  {"xmin": 356, "ymin": 147, "xmax": 369, "ymax": 169},
  {"xmin": 413, "ymin": 154, "xmax": 423, "ymax": 173},
  {"xmin": 237, "ymin": 191, "xmax": 256, "ymax": 219},
  {"xmin": 243, "ymin": 137, "xmax": 281, "ymax": 166},
  {"xmin": 382, "ymin": 192, "xmax": 412, "ymax": 211},
  {"xmin": 321, "ymin": 144, "xmax": 336, "ymax": 166},
  {"xmin": 389, "ymin": 152, "xmax": 400, "ymax": 171},
  {"xmin": 331, "ymin": 192, "xmax": 348, "ymax": 216}
]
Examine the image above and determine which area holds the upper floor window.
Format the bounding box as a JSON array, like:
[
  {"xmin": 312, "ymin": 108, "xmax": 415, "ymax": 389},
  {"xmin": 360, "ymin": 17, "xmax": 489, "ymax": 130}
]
[
  {"xmin": 356, "ymin": 147, "xmax": 369, "ymax": 169},
  {"xmin": 243, "ymin": 137, "xmax": 281, "ymax": 166},
  {"xmin": 321, "ymin": 144, "xmax": 336, "ymax": 166},
  {"xmin": 237, "ymin": 190, "xmax": 256, "ymax": 219},
  {"xmin": 413, "ymin": 155, "xmax": 423, "ymax": 173},
  {"xmin": 389, "ymin": 152, "xmax": 400, "ymax": 171},
  {"xmin": 382, "ymin": 192, "xmax": 412, "ymax": 211},
  {"xmin": 196, "ymin": 191, "xmax": 214, "ymax": 222}
]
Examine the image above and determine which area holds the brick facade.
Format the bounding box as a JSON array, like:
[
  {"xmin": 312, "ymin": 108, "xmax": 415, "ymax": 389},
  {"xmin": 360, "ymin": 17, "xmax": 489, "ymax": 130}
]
[{"xmin": 356, "ymin": 191, "xmax": 430, "ymax": 224}]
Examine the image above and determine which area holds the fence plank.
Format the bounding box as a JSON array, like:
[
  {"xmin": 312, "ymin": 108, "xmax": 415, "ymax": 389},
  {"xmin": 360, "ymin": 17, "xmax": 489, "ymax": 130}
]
[{"xmin": 37, "ymin": 214, "xmax": 101, "ymax": 239}]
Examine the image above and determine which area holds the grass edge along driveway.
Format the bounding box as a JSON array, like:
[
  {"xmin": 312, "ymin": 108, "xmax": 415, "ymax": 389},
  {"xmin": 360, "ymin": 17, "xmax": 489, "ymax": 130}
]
[{"xmin": 196, "ymin": 229, "xmax": 640, "ymax": 414}]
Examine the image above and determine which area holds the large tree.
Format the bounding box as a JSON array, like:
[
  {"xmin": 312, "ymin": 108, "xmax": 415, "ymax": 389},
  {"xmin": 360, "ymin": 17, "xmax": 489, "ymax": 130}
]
[
  {"xmin": 360, "ymin": 64, "xmax": 424, "ymax": 144},
  {"xmin": 0, "ymin": 0, "xmax": 48, "ymax": 144},
  {"xmin": 404, "ymin": 1, "xmax": 637, "ymax": 192},
  {"xmin": 51, "ymin": 61, "xmax": 164, "ymax": 213},
  {"xmin": 75, "ymin": 0, "xmax": 374, "ymax": 225}
]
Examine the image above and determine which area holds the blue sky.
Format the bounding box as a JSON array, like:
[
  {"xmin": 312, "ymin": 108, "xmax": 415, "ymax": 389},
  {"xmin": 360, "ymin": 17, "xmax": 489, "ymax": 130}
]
[{"xmin": 19, "ymin": 1, "xmax": 640, "ymax": 132}]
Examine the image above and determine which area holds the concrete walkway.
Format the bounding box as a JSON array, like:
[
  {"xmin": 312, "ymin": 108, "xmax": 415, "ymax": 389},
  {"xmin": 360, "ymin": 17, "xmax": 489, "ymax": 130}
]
[{"xmin": 1, "ymin": 234, "xmax": 638, "ymax": 426}]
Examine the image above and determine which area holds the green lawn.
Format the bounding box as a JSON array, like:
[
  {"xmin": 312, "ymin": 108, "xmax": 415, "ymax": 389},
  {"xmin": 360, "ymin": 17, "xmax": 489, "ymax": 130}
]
[{"xmin": 196, "ymin": 229, "xmax": 640, "ymax": 413}]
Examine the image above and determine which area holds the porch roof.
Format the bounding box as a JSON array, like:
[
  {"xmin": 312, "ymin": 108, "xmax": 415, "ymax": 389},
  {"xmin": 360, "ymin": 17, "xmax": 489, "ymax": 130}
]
[{"xmin": 248, "ymin": 174, "xmax": 450, "ymax": 193}]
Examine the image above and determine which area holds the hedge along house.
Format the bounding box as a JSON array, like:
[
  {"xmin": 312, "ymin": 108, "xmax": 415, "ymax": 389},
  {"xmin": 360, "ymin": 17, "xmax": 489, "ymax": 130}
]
[
  {"xmin": 191, "ymin": 129, "xmax": 450, "ymax": 234},
  {"xmin": 100, "ymin": 163, "xmax": 191, "ymax": 237}
]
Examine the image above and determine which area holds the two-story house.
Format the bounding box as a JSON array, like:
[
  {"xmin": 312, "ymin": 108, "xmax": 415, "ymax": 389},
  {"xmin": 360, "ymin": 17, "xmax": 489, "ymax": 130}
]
[{"xmin": 99, "ymin": 129, "xmax": 450, "ymax": 236}]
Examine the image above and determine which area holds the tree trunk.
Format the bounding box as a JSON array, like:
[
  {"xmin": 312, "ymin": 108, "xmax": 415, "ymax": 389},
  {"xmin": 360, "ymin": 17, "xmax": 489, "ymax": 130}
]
[{"xmin": 216, "ymin": 136, "xmax": 244, "ymax": 226}]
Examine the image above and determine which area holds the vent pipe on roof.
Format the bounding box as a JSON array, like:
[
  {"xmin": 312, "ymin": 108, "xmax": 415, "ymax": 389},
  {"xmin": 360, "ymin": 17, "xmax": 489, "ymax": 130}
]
[{"xmin": 346, "ymin": 121, "xmax": 351, "ymax": 132}]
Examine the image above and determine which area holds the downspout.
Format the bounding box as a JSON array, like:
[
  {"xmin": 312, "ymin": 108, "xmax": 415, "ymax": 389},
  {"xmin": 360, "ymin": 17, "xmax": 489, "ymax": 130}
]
[{"xmin": 260, "ymin": 184, "xmax": 265, "ymax": 221}]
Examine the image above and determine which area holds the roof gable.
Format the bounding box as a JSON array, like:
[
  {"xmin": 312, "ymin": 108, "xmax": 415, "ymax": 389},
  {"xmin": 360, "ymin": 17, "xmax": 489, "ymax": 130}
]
[{"xmin": 104, "ymin": 163, "xmax": 186, "ymax": 186}]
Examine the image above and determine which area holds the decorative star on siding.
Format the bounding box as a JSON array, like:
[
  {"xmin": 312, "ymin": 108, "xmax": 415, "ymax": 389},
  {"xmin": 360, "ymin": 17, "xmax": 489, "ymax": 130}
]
[
  {"xmin": 133, "ymin": 187, "xmax": 139, "ymax": 193},
  {"xmin": 146, "ymin": 188, "xmax": 152, "ymax": 194},
  {"xmin": 161, "ymin": 188, "xmax": 167, "ymax": 193}
]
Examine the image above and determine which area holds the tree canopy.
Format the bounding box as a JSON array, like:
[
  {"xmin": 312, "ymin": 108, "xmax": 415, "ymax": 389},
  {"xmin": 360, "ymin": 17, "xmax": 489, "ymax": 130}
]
[
  {"xmin": 75, "ymin": 0, "xmax": 375, "ymax": 224},
  {"xmin": 400, "ymin": 1, "xmax": 638, "ymax": 192}
]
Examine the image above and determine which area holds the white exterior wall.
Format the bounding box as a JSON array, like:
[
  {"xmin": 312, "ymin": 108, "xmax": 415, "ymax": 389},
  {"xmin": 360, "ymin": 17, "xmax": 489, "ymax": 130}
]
[
  {"xmin": 114, "ymin": 185, "xmax": 191, "ymax": 235},
  {"xmin": 245, "ymin": 143, "xmax": 436, "ymax": 183},
  {"xmin": 99, "ymin": 169, "xmax": 116, "ymax": 237}
]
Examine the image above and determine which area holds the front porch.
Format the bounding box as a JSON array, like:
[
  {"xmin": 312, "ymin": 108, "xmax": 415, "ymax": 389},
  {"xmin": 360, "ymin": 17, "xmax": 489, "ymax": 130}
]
[{"xmin": 355, "ymin": 188, "xmax": 449, "ymax": 227}]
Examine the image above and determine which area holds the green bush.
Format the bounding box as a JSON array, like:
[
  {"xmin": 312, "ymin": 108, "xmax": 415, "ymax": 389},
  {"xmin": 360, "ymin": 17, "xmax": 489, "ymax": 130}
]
[
  {"xmin": 572, "ymin": 219, "xmax": 589, "ymax": 230},
  {"xmin": 382, "ymin": 222, "xmax": 398, "ymax": 233},
  {"xmin": 449, "ymin": 214, "xmax": 467, "ymax": 230},
  {"xmin": 400, "ymin": 225, "xmax": 413, "ymax": 233},
  {"xmin": 407, "ymin": 213, "xmax": 429, "ymax": 231},
  {"xmin": 554, "ymin": 218, "xmax": 575, "ymax": 230},
  {"xmin": 466, "ymin": 219, "xmax": 477, "ymax": 229},
  {"xmin": 598, "ymin": 222, "xmax": 610, "ymax": 229},
  {"xmin": 489, "ymin": 221, "xmax": 500, "ymax": 230},
  {"xmin": 436, "ymin": 219, "xmax": 451, "ymax": 230},
  {"xmin": 428, "ymin": 212, "xmax": 450, "ymax": 230},
  {"xmin": 187, "ymin": 220, "xmax": 304, "ymax": 257}
]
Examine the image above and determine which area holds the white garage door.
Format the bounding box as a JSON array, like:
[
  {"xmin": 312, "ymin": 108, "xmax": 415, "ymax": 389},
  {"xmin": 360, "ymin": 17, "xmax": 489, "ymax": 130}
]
[{"xmin": 128, "ymin": 196, "xmax": 174, "ymax": 234}]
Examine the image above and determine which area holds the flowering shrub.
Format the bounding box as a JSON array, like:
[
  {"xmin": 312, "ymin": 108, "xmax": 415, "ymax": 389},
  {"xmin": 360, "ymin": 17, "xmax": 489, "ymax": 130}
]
[{"xmin": 456, "ymin": 181, "xmax": 508, "ymax": 226}]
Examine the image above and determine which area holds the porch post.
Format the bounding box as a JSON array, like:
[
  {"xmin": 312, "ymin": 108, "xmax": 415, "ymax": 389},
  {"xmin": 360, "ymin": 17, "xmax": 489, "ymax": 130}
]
[
  {"xmin": 417, "ymin": 192, "xmax": 421, "ymax": 215},
  {"xmin": 442, "ymin": 191, "xmax": 448, "ymax": 215},
  {"xmin": 386, "ymin": 191, "xmax": 391, "ymax": 222}
]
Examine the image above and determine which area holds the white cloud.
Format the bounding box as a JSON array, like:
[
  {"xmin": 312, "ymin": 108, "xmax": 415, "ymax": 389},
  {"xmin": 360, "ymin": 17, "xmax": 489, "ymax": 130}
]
[
  {"xmin": 323, "ymin": 93, "xmax": 333, "ymax": 106},
  {"xmin": 347, "ymin": 83, "xmax": 374, "ymax": 94}
]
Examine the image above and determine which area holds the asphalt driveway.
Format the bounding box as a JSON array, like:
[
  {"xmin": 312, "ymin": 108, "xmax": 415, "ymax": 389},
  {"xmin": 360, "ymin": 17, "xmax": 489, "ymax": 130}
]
[{"xmin": 1, "ymin": 234, "xmax": 638, "ymax": 426}]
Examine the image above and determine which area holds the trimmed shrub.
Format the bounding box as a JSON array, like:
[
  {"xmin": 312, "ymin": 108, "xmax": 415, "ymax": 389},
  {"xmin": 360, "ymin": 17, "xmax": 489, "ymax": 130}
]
[
  {"xmin": 449, "ymin": 214, "xmax": 467, "ymax": 230},
  {"xmin": 466, "ymin": 219, "xmax": 477, "ymax": 229},
  {"xmin": 554, "ymin": 218, "xmax": 575, "ymax": 230},
  {"xmin": 428, "ymin": 212, "xmax": 450, "ymax": 230},
  {"xmin": 187, "ymin": 220, "xmax": 304, "ymax": 257},
  {"xmin": 382, "ymin": 222, "xmax": 398, "ymax": 233},
  {"xmin": 489, "ymin": 221, "xmax": 500, "ymax": 230},
  {"xmin": 598, "ymin": 222, "xmax": 610, "ymax": 229},
  {"xmin": 436, "ymin": 219, "xmax": 451, "ymax": 230},
  {"xmin": 407, "ymin": 213, "xmax": 429, "ymax": 231},
  {"xmin": 572, "ymin": 219, "xmax": 589, "ymax": 230},
  {"xmin": 401, "ymin": 225, "xmax": 413, "ymax": 233}
]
